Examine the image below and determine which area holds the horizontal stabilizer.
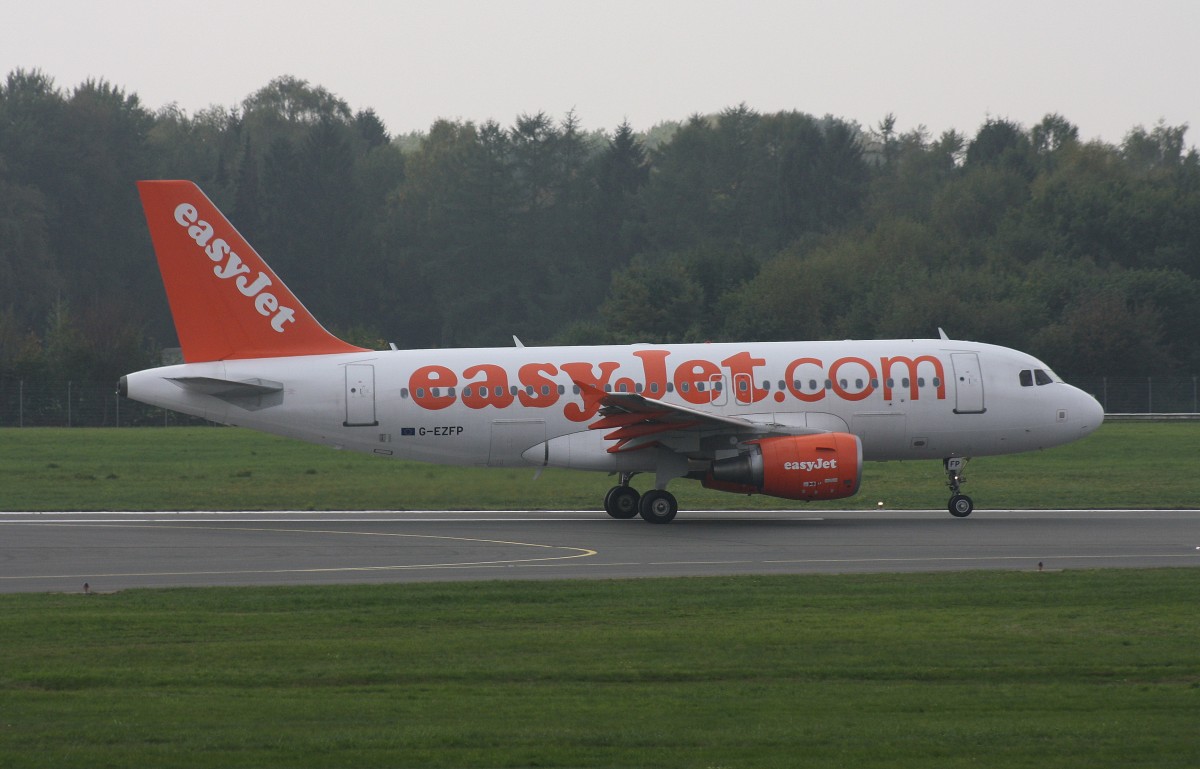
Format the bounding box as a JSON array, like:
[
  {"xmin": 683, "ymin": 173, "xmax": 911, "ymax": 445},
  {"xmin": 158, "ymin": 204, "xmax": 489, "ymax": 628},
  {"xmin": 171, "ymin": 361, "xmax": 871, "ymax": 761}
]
[{"xmin": 169, "ymin": 377, "xmax": 283, "ymax": 397}]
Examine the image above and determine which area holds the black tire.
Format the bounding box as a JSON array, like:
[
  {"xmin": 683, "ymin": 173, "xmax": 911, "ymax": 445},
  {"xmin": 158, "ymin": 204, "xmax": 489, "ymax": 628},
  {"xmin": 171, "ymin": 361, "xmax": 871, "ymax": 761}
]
[
  {"xmin": 638, "ymin": 489, "xmax": 678, "ymax": 524},
  {"xmin": 604, "ymin": 485, "xmax": 640, "ymax": 519},
  {"xmin": 949, "ymin": 494, "xmax": 974, "ymax": 517}
]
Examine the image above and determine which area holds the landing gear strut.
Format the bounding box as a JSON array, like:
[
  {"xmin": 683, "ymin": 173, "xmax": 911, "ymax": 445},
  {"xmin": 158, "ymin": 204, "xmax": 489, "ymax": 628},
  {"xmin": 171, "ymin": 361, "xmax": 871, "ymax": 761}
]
[
  {"xmin": 944, "ymin": 457, "xmax": 973, "ymax": 517},
  {"xmin": 603, "ymin": 473, "xmax": 640, "ymax": 519}
]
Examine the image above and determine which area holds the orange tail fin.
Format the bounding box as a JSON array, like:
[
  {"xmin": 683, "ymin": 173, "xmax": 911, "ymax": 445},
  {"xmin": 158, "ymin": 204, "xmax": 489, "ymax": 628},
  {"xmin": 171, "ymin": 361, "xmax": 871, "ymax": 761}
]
[{"xmin": 137, "ymin": 180, "xmax": 366, "ymax": 362}]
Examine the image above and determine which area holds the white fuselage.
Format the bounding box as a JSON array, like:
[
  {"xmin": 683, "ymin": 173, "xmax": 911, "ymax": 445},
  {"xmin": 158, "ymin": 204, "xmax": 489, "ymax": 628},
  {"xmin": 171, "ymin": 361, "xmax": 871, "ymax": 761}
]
[{"xmin": 123, "ymin": 338, "xmax": 1104, "ymax": 472}]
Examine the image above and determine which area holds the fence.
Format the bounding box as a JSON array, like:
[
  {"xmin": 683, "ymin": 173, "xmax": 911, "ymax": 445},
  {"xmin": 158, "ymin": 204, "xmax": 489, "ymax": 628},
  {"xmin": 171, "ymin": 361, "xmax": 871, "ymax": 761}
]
[
  {"xmin": 1, "ymin": 376, "xmax": 1197, "ymax": 428},
  {"xmin": 1072, "ymin": 376, "xmax": 1199, "ymax": 415},
  {"xmin": 0, "ymin": 379, "xmax": 212, "ymax": 427}
]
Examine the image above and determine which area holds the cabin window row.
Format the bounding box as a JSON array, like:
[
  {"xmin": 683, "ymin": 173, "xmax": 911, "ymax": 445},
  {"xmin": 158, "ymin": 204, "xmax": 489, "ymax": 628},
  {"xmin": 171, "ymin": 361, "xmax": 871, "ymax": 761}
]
[{"xmin": 397, "ymin": 376, "xmax": 942, "ymax": 400}]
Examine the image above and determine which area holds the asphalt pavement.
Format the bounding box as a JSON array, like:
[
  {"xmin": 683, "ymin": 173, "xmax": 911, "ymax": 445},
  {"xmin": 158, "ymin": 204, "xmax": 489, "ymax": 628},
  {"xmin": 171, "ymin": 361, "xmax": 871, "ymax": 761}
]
[{"xmin": 3, "ymin": 508, "xmax": 1198, "ymax": 593}]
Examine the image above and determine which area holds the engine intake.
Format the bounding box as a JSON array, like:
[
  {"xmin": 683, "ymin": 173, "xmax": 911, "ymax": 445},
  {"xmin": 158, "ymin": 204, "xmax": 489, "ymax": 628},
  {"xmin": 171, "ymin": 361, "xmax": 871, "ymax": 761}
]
[{"xmin": 703, "ymin": 432, "xmax": 863, "ymax": 501}]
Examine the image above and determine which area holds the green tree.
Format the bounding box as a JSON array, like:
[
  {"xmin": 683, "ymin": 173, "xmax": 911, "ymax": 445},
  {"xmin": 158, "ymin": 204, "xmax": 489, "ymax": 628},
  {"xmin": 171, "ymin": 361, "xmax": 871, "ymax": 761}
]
[
  {"xmin": 1032, "ymin": 113, "xmax": 1079, "ymax": 155},
  {"xmin": 966, "ymin": 117, "xmax": 1035, "ymax": 178},
  {"xmin": 589, "ymin": 120, "xmax": 650, "ymax": 272},
  {"xmin": 600, "ymin": 253, "xmax": 706, "ymax": 342},
  {"xmin": 0, "ymin": 175, "xmax": 56, "ymax": 322}
]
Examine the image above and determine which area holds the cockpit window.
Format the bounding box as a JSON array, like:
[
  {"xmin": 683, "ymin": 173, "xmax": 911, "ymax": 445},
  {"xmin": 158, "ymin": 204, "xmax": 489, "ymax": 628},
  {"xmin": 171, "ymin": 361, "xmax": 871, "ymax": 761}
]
[{"xmin": 1020, "ymin": 368, "xmax": 1056, "ymax": 386}]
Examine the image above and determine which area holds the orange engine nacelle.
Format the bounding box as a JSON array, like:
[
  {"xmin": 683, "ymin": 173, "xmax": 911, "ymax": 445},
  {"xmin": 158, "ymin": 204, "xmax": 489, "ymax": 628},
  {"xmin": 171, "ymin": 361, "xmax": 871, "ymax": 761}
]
[{"xmin": 702, "ymin": 433, "xmax": 863, "ymax": 501}]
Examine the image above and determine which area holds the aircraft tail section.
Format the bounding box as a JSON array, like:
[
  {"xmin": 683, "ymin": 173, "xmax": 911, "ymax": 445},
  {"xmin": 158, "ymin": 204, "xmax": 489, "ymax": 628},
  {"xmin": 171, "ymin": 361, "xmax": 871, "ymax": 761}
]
[{"xmin": 137, "ymin": 180, "xmax": 366, "ymax": 362}]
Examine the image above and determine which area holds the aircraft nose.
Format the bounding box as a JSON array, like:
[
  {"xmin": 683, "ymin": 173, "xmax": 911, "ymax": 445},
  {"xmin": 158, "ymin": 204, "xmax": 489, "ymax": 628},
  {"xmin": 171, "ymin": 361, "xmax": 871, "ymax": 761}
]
[{"xmin": 1075, "ymin": 387, "xmax": 1105, "ymax": 435}]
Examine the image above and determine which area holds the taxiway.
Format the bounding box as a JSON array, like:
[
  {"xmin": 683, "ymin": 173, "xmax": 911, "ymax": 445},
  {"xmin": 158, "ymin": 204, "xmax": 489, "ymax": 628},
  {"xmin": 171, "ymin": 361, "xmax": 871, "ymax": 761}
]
[{"xmin": 2, "ymin": 508, "xmax": 1197, "ymax": 593}]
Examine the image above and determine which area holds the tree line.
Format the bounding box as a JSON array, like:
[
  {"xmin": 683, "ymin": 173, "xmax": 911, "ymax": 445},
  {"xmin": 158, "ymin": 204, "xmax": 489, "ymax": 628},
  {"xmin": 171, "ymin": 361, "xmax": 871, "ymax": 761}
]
[{"xmin": 1, "ymin": 69, "xmax": 1198, "ymax": 384}]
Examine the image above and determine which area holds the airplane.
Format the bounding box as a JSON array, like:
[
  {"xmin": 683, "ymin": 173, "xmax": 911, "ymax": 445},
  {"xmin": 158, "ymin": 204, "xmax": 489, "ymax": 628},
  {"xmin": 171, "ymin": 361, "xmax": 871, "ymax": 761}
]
[{"xmin": 119, "ymin": 180, "xmax": 1105, "ymax": 523}]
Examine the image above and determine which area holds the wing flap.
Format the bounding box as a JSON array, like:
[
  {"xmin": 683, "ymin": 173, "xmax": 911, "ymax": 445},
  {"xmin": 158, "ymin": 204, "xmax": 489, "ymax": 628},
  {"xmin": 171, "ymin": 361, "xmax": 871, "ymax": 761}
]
[{"xmin": 572, "ymin": 378, "xmax": 824, "ymax": 455}]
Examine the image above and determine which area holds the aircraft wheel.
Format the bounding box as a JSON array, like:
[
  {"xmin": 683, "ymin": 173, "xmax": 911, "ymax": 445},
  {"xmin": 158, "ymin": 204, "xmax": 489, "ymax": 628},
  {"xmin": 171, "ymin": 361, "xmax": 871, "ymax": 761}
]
[
  {"xmin": 604, "ymin": 485, "xmax": 640, "ymax": 519},
  {"xmin": 949, "ymin": 494, "xmax": 974, "ymax": 518},
  {"xmin": 639, "ymin": 490, "xmax": 678, "ymax": 524}
]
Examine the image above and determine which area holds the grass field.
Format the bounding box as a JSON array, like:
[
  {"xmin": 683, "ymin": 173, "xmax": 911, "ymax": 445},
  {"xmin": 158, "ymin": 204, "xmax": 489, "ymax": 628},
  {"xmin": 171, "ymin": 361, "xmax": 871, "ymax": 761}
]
[
  {"xmin": 1, "ymin": 570, "xmax": 1199, "ymax": 768},
  {"xmin": 0, "ymin": 422, "xmax": 1197, "ymax": 511}
]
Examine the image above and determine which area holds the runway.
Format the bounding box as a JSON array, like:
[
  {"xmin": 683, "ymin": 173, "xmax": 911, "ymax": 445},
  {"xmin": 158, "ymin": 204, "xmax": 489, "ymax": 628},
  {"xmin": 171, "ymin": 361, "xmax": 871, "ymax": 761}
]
[{"xmin": 1, "ymin": 509, "xmax": 1198, "ymax": 593}]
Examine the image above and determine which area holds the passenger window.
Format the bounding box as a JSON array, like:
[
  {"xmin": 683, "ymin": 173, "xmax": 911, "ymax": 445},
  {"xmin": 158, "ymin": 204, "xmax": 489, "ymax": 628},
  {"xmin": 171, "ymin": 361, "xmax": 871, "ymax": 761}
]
[
  {"xmin": 1034, "ymin": 369, "xmax": 1053, "ymax": 386},
  {"xmin": 649, "ymin": 382, "xmax": 659, "ymax": 394},
  {"xmin": 917, "ymin": 377, "xmax": 926, "ymax": 387},
  {"xmin": 496, "ymin": 386, "xmax": 505, "ymax": 397},
  {"xmin": 401, "ymin": 388, "xmax": 409, "ymax": 399},
  {"xmin": 1019, "ymin": 370, "xmax": 1033, "ymax": 387}
]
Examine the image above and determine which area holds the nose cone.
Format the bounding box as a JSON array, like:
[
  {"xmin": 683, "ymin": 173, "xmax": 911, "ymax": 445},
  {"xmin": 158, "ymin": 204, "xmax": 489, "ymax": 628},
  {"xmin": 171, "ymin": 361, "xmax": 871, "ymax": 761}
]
[{"xmin": 1074, "ymin": 387, "xmax": 1105, "ymax": 436}]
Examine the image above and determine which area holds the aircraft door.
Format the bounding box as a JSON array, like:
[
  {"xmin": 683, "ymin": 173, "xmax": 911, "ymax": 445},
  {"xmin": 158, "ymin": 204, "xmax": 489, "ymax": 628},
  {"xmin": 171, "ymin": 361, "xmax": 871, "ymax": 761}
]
[
  {"xmin": 851, "ymin": 413, "xmax": 908, "ymax": 460},
  {"xmin": 951, "ymin": 353, "xmax": 985, "ymax": 414},
  {"xmin": 489, "ymin": 419, "xmax": 547, "ymax": 467},
  {"xmin": 344, "ymin": 364, "xmax": 379, "ymax": 427}
]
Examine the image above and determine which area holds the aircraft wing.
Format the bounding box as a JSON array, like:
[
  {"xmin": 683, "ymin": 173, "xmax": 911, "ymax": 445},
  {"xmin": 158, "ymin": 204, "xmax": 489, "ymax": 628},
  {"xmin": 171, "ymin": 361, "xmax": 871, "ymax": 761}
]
[{"xmin": 575, "ymin": 380, "xmax": 823, "ymax": 455}]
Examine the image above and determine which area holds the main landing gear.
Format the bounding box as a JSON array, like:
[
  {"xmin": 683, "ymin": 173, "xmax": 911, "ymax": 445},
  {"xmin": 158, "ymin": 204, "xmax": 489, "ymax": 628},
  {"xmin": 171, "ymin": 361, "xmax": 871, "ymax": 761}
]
[
  {"xmin": 944, "ymin": 457, "xmax": 973, "ymax": 517},
  {"xmin": 603, "ymin": 473, "xmax": 679, "ymax": 524},
  {"xmin": 603, "ymin": 475, "xmax": 640, "ymax": 519}
]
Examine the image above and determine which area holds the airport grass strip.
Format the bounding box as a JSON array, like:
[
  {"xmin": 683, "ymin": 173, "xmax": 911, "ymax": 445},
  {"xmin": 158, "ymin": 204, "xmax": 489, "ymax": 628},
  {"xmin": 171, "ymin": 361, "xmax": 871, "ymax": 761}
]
[
  {"xmin": 1, "ymin": 570, "xmax": 1198, "ymax": 768},
  {"xmin": 1, "ymin": 422, "xmax": 1197, "ymax": 511}
]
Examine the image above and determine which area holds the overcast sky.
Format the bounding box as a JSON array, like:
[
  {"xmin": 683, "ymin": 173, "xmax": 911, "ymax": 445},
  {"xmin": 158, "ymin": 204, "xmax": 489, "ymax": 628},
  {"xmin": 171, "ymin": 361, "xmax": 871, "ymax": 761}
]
[{"xmin": 4, "ymin": 0, "xmax": 1196, "ymax": 145}]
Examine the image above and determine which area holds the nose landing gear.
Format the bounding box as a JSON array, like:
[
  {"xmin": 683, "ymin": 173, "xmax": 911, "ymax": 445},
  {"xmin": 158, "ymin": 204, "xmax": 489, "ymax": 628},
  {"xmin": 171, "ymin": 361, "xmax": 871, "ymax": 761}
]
[{"xmin": 945, "ymin": 457, "xmax": 973, "ymax": 517}]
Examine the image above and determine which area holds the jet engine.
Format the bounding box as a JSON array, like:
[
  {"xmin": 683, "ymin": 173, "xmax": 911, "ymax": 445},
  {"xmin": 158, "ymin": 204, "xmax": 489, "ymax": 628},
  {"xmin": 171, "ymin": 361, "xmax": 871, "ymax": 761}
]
[{"xmin": 701, "ymin": 432, "xmax": 863, "ymax": 501}]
